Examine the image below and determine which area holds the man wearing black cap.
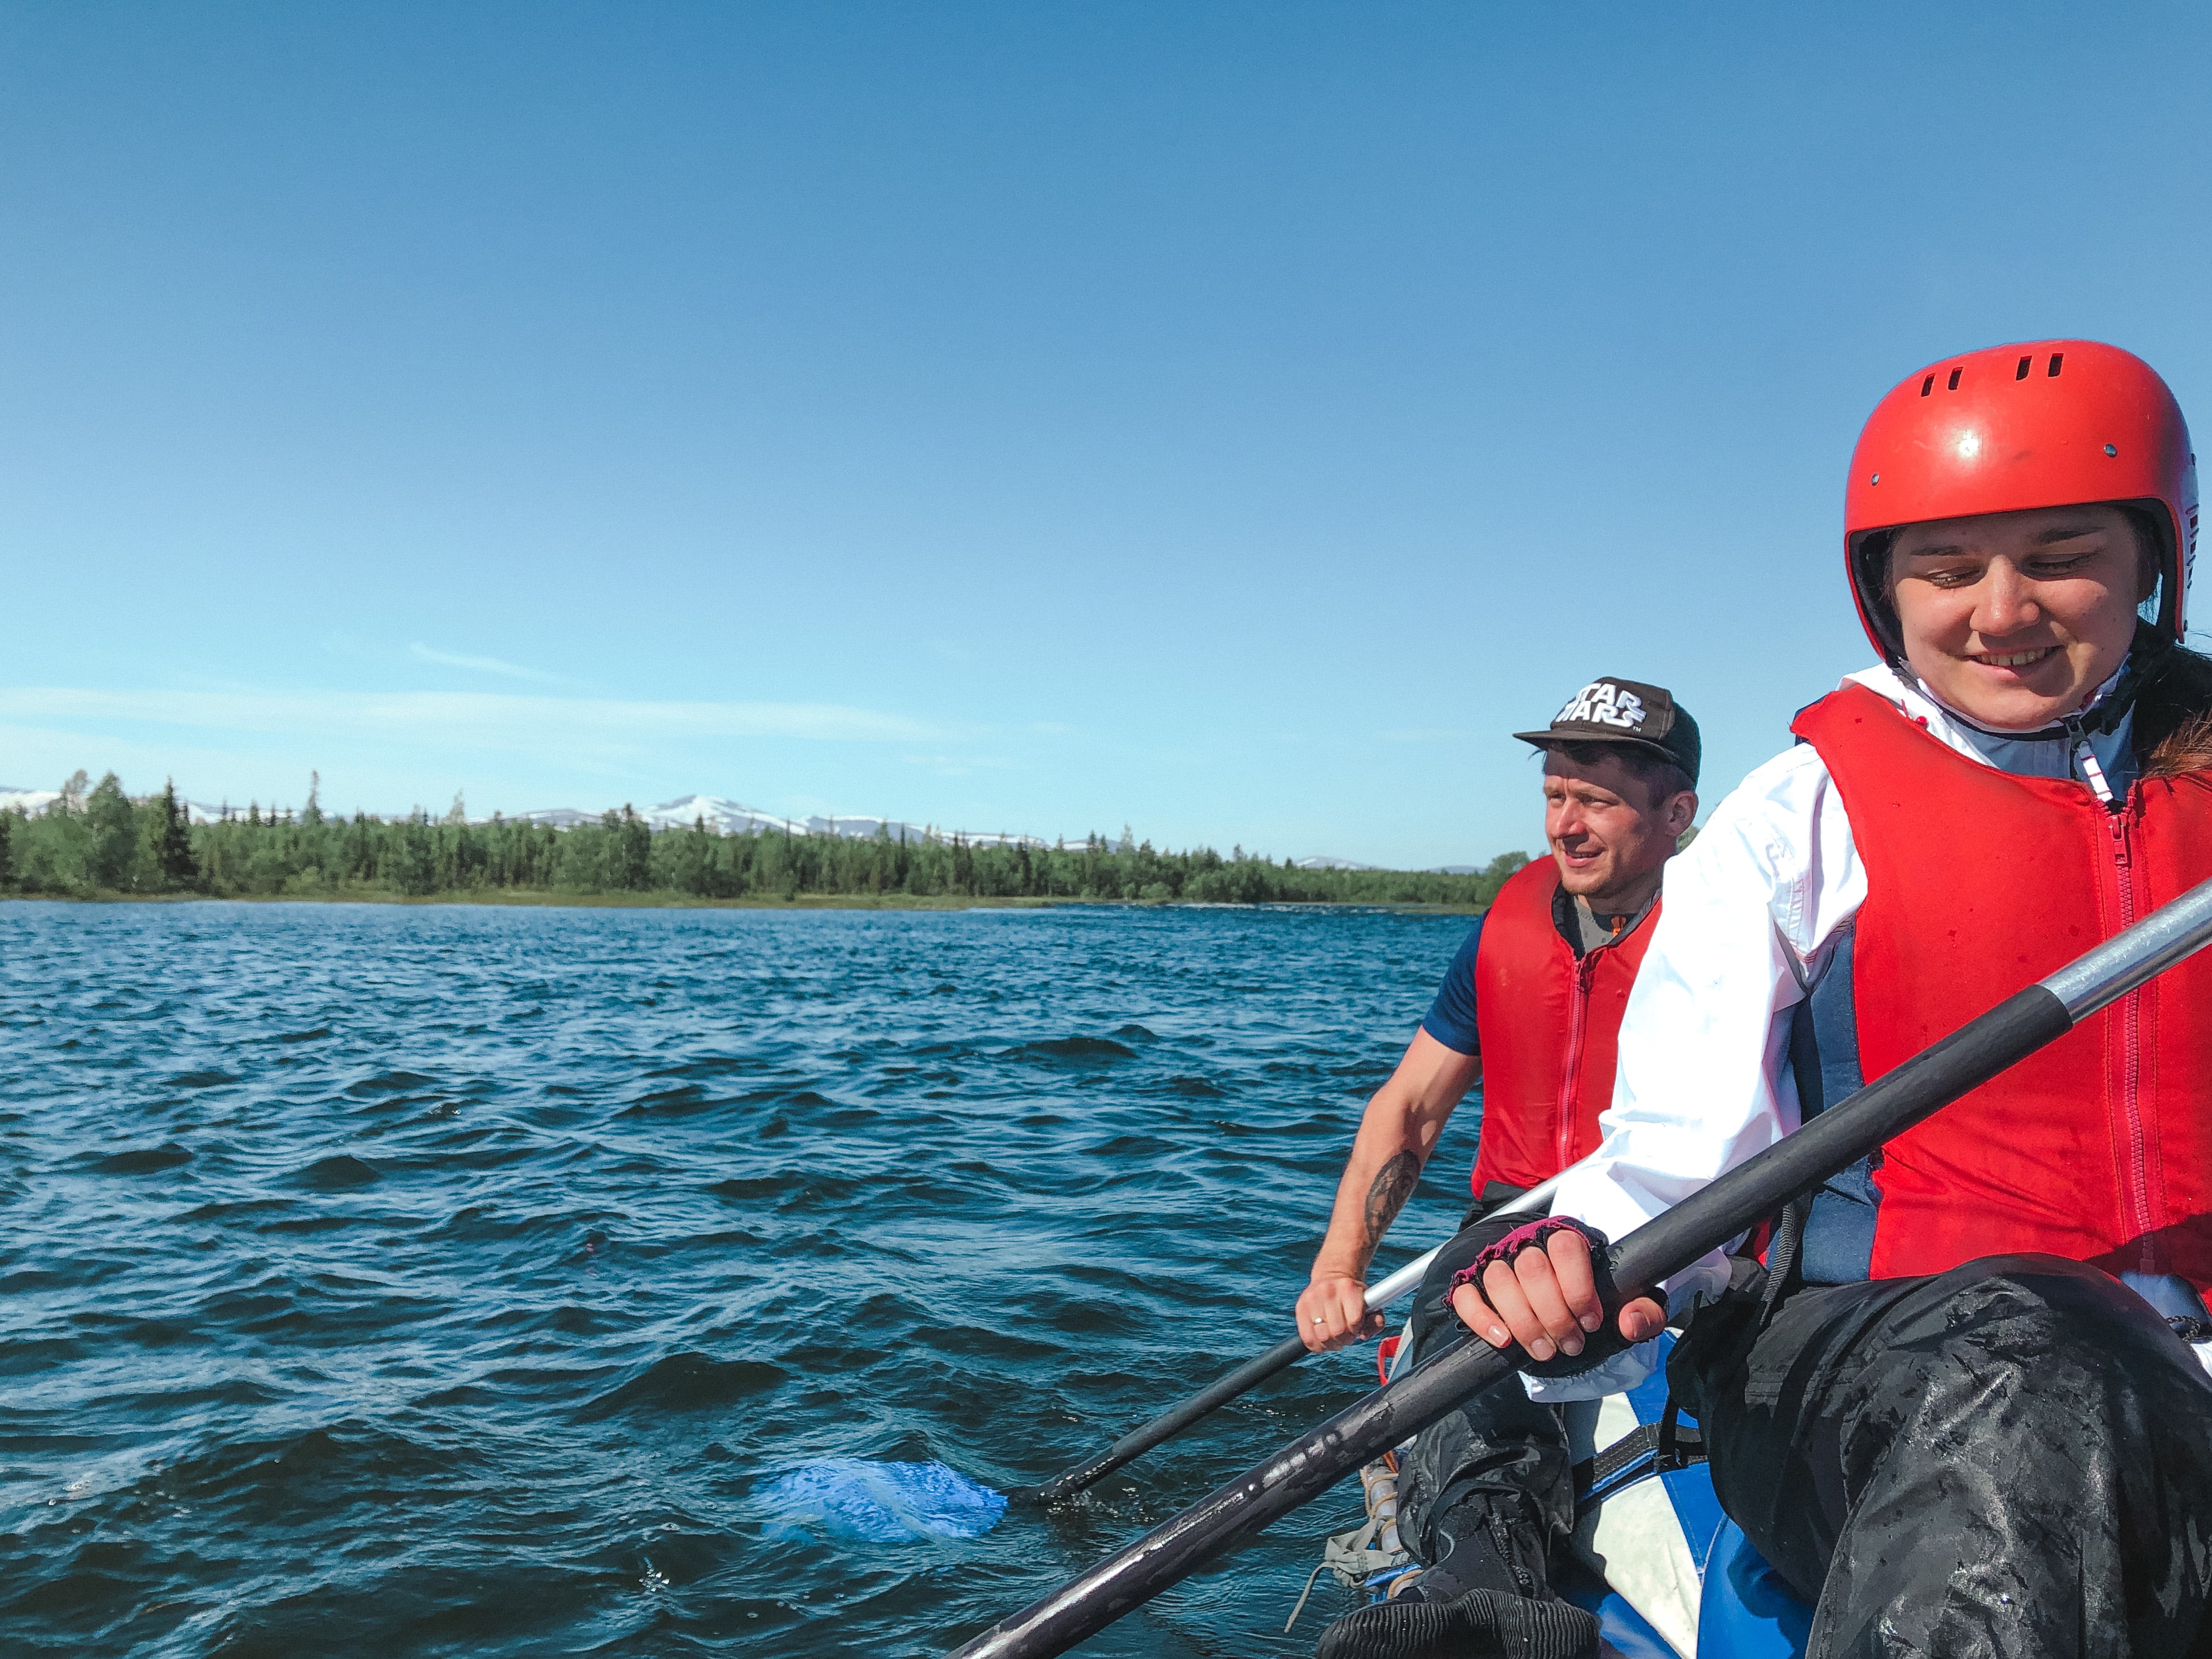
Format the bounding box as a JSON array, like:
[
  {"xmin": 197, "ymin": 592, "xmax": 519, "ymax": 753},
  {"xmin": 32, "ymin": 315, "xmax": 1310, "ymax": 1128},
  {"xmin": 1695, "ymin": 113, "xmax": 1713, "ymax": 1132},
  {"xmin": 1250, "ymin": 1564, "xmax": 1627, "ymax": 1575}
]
[{"xmin": 1298, "ymin": 677, "xmax": 1698, "ymax": 1657}]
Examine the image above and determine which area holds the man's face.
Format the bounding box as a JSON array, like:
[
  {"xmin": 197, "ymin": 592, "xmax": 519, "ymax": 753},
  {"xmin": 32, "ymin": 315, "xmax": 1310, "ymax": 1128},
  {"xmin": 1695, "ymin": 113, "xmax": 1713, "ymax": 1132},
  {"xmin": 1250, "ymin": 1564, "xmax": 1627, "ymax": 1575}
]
[
  {"xmin": 1887, "ymin": 503, "xmax": 2147, "ymax": 731},
  {"xmin": 1540, "ymin": 749, "xmax": 1693, "ymax": 907}
]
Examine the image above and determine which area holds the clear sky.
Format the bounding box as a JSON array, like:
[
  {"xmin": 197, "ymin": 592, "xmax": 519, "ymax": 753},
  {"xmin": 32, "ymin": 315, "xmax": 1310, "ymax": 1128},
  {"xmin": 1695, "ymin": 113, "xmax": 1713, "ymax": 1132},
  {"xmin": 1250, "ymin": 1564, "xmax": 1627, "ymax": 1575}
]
[{"xmin": 5, "ymin": 3, "xmax": 2209, "ymax": 868}]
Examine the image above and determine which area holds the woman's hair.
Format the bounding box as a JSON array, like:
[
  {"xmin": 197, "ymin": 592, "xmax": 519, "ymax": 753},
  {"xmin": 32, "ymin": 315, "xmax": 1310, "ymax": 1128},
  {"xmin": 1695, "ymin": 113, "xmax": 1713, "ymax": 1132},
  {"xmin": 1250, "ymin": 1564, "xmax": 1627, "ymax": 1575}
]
[
  {"xmin": 2144, "ymin": 710, "xmax": 2212, "ymax": 779},
  {"xmin": 2130, "ymin": 637, "xmax": 2212, "ymax": 779}
]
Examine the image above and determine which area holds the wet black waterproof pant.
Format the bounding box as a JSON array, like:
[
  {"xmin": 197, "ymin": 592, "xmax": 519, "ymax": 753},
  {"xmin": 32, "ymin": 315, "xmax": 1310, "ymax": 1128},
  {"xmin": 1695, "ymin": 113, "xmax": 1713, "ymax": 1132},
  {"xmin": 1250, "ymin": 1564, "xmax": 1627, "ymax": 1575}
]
[
  {"xmin": 1395, "ymin": 1222, "xmax": 1572, "ymax": 1590},
  {"xmin": 1669, "ymin": 1253, "xmax": 2212, "ymax": 1659}
]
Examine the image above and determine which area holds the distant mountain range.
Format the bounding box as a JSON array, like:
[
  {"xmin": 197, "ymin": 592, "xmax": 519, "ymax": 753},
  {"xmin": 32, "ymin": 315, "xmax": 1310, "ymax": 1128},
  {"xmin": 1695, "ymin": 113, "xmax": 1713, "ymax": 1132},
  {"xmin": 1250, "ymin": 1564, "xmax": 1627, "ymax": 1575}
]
[
  {"xmin": 525, "ymin": 793, "xmax": 1050, "ymax": 850},
  {"xmin": 0, "ymin": 786, "xmax": 1049, "ymax": 850},
  {"xmin": 0, "ymin": 785, "xmax": 228, "ymax": 824},
  {"xmin": 1296, "ymin": 856, "xmax": 1488, "ymax": 875},
  {"xmin": 0, "ymin": 785, "xmax": 1487, "ymax": 870}
]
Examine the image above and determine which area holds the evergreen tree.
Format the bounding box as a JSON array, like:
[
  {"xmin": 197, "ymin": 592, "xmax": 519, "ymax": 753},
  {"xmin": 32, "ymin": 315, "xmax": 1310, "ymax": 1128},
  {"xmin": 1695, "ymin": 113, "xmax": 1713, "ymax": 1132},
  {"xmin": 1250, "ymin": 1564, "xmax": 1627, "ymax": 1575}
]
[
  {"xmin": 0, "ymin": 762, "xmax": 1536, "ymax": 908},
  {"xmin": 156, "ymin": 781, "xmax": 199, "ymax": 890},
  {"xmin": 617, "ymin": 806, "xmax": 651, "ymax": 890},
  {"xmin": 85, "ymin": 772, "xmax": 139, "ymax": 890},
  {"xmin": 394, "ymin": 812, "xmax": 438, "ymax": 896}
]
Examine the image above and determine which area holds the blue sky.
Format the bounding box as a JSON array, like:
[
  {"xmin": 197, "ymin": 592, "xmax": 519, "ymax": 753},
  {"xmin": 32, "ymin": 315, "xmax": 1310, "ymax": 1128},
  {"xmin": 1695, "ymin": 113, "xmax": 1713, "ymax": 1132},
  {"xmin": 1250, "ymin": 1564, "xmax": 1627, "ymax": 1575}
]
[{"xmin": 5, "ymin": 4, "xmax": 2210, "ymax": 868}]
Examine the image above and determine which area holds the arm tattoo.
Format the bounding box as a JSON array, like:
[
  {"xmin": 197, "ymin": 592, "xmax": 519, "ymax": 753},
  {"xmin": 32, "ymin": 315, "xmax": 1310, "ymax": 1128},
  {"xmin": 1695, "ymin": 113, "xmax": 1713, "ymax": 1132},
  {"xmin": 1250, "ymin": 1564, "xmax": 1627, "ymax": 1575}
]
[{"xmin": 1362, "ymin": 1150, "xmax": 1423, "ymax": 1251}]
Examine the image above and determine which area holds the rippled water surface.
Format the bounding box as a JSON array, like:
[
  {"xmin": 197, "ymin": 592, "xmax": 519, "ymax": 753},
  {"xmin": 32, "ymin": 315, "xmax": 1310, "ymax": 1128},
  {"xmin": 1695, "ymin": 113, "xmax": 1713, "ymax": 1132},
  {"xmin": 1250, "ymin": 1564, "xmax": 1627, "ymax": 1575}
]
[{"xmin": 0, "ymin": 900, "xmax": 1490, "ymax": 1657}]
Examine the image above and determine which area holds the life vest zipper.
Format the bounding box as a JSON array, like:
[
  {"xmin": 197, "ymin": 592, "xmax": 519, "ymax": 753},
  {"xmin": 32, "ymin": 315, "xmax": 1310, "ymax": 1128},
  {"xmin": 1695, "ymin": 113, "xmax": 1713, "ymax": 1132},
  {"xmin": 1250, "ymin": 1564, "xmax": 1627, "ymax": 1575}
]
[
  {"xmin": 2066, "ymin": 714, "xmax": 2114, "ymax": 804},
  {"xmin": 2108, "ymin": 807, "xmax": 2156, "ymax": 1270},
  {"xmin": 1558, "ymin": 952, "xmax": 1598, "ymax": 1171}
]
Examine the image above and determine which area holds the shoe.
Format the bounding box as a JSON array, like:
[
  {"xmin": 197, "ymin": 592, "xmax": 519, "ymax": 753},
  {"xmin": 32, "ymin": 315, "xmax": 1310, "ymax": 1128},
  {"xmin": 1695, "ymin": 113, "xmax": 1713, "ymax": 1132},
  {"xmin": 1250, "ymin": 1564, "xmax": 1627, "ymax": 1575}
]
[
  {"xmin": 1313, "ymin": 1587, "xmax": 1600, "ymax": 1659},
  {"xmin": 1384, "ymin": 1513, "xmax": 1530, "ymax": 1604}
]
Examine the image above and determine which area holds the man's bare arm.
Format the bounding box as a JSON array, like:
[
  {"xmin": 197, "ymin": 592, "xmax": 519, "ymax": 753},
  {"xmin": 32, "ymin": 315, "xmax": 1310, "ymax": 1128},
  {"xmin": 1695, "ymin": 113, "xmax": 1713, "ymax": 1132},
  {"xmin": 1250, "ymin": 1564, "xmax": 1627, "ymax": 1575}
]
[{"xmin": 1295, "ymin": 1028, "xmax": 1481, "ymax": 1352}]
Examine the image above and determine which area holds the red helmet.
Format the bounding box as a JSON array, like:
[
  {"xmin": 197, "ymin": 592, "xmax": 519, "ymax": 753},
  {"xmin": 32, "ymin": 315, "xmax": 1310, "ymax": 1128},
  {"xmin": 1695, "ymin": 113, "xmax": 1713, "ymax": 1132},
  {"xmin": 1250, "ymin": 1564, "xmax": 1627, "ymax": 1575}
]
[{"xmin": 1844, "ymin": 339, "xmax": 2198, "ymax": 659}]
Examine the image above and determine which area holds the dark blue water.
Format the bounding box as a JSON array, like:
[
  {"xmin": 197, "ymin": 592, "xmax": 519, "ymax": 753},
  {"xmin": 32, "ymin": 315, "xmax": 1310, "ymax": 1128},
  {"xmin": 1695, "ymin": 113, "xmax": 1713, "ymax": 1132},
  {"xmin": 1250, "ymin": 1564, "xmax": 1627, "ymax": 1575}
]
[{"xmin": 0, "ymin": 901, "xmax": 1487, "ymax": 1657}]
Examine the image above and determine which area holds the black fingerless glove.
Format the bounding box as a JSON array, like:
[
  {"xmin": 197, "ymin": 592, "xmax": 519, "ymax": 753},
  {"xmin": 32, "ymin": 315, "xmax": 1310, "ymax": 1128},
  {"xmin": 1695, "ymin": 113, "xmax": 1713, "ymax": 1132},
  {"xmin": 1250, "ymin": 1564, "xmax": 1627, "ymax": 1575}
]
[{"xmin": 1445, "ymin": 1216, "xmax": 1648, "ymax": 1379}]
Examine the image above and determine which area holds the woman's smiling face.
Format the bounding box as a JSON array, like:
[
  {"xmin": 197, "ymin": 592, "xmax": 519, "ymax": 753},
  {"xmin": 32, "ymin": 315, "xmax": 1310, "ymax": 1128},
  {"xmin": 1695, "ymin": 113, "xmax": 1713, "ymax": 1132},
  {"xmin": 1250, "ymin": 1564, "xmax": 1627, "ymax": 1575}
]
[{"xmin": 1886, "ymin": 503, "xmax": 2149, "ymax": 731}]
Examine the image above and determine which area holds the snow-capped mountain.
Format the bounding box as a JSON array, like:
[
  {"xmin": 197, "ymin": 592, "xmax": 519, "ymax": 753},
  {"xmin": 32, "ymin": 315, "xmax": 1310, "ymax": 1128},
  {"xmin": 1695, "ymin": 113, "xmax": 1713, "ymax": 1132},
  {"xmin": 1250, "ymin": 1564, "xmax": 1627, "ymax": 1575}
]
[
  {"xmin": 3, "ymin": 783, "xmax": 1406, "ymax": 866},
  {"xmin": 1, "ymin": 786, "xmax": 227, "ymax": 824},
  {"xmin": 643, "ymin": 795, "xmax": 806, "ymax": 835},
  {"xmin": 804, "ymin": 812, "xmax": 931, "ymax": 842},
  {"xmin": 504, "ymin": 807, "xmax": 603, "ymax": 830},
  {"xmin": 801, "ymin": 813, "xmax": 1046, "ymax": 847},
  {"xmin": 512, "ymin": 795, "xmax": 813, "ymax": 835}
]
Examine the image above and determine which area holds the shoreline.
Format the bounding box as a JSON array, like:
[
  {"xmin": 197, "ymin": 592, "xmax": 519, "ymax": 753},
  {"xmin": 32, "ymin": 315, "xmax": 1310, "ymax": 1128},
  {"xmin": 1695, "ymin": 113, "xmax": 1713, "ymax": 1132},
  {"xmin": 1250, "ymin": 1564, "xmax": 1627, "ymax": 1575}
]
[{"xmin": 1, "ymin": 888, "xmax": 1488, "ymax": 914}]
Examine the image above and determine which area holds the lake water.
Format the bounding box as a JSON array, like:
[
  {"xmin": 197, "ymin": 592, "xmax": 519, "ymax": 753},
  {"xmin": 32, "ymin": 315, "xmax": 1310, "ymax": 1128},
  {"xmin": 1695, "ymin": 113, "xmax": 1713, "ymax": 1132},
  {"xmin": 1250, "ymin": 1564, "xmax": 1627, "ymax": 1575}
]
[{"xmin": 0, "ymin": 900, "xmax": 1487, "ymax": 1657}]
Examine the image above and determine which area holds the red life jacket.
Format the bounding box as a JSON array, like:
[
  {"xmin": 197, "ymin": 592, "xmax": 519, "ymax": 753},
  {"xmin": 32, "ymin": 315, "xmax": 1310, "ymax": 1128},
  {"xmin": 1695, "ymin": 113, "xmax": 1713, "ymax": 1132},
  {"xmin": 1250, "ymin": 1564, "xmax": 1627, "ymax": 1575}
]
[
  {"xmin": 1470, "ymin": 858, "xmax": 1657, "ymax": 1196},
  {"xmin": 1793, "ymin": 684, "xmax": 2212, "ymax": 1290}
]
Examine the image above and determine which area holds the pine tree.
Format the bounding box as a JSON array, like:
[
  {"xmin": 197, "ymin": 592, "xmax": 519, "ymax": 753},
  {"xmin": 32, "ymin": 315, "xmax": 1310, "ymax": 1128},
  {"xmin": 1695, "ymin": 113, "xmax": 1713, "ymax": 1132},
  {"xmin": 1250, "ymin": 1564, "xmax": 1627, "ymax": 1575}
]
[
  {"xmin": 84, "ymin": 772, "xmax": 138, "ymax": 890},
  {"xmin": 156, "ymin": 781, "xmax": 199, "ymax": 889},
  {"xmin": 618, "ymin": 806, "xmax": 651, "ymax": 890}
]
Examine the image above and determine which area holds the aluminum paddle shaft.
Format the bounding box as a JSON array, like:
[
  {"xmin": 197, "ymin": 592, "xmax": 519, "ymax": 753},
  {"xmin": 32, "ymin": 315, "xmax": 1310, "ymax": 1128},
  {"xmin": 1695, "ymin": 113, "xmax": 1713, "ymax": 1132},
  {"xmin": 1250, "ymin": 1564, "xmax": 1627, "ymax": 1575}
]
[
  {"xmin": 947, "ymin": 875, "xmax": 2212, "ymax": 1659},
  {"xmin": 1025, "ymin": 1173, "xmax": 1567, "ymax": 1504}
]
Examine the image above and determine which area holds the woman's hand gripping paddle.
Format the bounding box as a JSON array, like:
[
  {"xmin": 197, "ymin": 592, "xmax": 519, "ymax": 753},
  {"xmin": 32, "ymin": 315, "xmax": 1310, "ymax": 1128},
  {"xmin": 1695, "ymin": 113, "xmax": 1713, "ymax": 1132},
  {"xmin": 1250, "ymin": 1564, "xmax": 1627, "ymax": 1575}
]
[{"xmin": 944, "ymin": 874, "xmax": 2212, "ymax": 1659}]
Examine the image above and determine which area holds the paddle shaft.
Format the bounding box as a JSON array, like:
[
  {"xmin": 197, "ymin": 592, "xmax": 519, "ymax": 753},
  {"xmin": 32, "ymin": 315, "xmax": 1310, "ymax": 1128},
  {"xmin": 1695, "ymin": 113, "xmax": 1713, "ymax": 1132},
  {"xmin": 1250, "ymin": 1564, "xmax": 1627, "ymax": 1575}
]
[
  {"xmin": 1026, "ymin": 1173, "xmax": 1565, "ymax": 1504},
  {"xmin": 948, "ymin": 874, "xmax": 2212, "ymax": 1659}
]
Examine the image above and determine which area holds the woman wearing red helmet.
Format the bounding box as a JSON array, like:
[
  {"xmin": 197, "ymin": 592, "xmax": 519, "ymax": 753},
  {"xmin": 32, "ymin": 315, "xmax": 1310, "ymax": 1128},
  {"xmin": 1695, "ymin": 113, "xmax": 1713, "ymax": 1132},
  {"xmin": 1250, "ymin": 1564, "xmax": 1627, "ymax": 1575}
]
[{"xmin": 1336, "ymin": 344, "xmax": 2212, "ymax": 1659}]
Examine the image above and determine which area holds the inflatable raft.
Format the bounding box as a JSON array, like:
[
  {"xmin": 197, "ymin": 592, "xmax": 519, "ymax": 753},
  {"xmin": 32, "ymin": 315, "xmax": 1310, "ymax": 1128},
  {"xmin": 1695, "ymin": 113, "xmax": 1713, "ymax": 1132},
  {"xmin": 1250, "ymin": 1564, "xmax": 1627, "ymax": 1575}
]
[{"xmin": 1294, "ymin": 1334, "xmax": 1811, "ymax": 1659}]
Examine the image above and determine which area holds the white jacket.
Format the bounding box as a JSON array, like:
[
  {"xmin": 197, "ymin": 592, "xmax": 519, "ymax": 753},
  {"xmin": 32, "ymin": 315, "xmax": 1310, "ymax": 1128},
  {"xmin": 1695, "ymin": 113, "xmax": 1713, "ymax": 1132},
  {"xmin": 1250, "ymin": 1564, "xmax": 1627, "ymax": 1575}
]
[{"xmin": 1525, "ymin": 661, "xmax": 2138, "ymax": 1401}]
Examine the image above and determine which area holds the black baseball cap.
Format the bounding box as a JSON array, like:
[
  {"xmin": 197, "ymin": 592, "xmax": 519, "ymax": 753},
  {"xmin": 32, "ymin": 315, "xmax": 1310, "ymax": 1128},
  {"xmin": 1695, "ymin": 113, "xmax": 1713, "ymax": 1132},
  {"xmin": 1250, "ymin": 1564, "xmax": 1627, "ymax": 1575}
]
[{"xmin": 1513, "ymin": 676, "xmax": 1700, "ymax": 787}]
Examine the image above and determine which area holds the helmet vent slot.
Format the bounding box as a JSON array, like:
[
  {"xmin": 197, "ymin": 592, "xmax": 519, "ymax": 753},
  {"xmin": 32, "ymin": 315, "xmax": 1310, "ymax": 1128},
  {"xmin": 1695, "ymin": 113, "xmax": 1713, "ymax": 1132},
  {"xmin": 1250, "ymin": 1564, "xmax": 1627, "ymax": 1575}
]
[
  {"xmin": 1947, "ymin": 367, "xmax": 1963, "ymax": 390},
  {"xmin": 2016, "ymin": 356, "xmax": 2032, "ymax": 380},
  {"xmin": 1920, "ymin": 375, "xmax": 1934, "ymax": 397},
  {"xmin": 2048, "ymin": 353, "xmax": 2064, "ymax": 377}
]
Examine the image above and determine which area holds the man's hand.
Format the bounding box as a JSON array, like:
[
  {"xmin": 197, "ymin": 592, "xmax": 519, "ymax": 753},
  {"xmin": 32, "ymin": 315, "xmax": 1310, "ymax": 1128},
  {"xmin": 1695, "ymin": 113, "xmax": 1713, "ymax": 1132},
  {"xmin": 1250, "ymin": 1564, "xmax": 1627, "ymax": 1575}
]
[
  {"xmin": 1296, "ymin": 1272, "xmax": 1383, "ymax": 1353},
  {"xmin": 1448, "ymin": 1227, "xmax": 1665, "ymax": 1360},
  {"xmin": 1300, "ymin": 1030, "xmax": 1477, "ymax": 1357}
]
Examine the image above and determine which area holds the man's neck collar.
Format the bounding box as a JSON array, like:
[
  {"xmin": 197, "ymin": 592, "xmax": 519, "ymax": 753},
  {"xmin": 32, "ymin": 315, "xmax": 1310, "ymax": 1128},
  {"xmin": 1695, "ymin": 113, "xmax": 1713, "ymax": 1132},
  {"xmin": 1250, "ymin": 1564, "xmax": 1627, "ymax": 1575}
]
[{"xmin": 1551, "ymin": 870, "xmax": 1664, "ymax": 956}]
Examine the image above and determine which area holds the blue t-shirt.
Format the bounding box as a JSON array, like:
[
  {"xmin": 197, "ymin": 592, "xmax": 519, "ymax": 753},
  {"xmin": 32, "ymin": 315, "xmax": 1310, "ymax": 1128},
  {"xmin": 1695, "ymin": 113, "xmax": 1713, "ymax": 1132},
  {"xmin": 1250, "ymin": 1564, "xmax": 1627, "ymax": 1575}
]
[{"xmin": 1419, "ymin": 916, "xmax": 1484, "ymax": 1056}]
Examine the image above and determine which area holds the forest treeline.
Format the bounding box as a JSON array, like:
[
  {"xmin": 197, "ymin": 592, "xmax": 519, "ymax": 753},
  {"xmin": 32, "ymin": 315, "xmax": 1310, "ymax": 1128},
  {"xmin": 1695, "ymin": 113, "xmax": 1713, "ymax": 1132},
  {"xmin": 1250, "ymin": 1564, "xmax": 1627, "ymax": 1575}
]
[{"xmin": 0, "ymin": 772, "xmax": 1530, "ymax": 908}]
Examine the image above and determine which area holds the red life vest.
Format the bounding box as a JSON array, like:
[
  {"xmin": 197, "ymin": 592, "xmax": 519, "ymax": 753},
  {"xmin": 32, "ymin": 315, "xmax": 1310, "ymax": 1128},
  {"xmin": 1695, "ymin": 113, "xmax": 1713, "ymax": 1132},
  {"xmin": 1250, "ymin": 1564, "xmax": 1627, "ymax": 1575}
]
[
  {"xmin": 1470, "ymin": 858, "xmax": 1657, "ymax": 1196},
  {"xmin": 1793, "ymin": 684, "xmax": 2212, "ymax": 1290}
]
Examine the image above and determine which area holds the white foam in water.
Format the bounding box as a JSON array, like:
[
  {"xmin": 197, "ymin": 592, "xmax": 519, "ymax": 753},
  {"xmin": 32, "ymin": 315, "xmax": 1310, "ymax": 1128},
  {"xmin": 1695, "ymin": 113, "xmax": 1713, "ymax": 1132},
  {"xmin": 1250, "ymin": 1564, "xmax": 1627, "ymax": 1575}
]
[{"xmin": 762, "ymin": 1459, "xmax": 1007, "ymax": 1543}]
